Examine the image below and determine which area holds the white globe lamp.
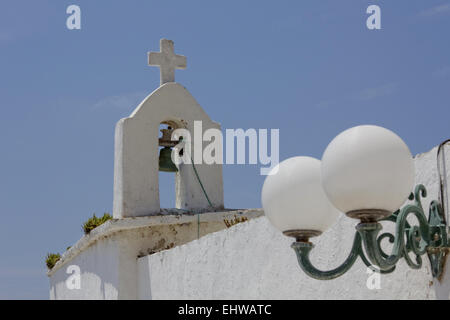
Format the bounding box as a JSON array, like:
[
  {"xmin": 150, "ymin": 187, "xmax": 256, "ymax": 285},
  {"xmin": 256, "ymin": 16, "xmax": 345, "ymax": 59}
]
[
  {"xmin": 261, "ymin": 156, "xmax": 341, "ymax": 241},
  {"xmin": 321, "ymin": 125, "xmax": 415, "ymax": 222}
]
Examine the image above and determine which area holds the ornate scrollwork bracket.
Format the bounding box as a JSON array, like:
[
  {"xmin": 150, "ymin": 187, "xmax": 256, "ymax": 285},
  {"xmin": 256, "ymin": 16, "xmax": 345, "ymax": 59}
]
[{"xmin": 290, "ymin": 184, "xmax": 450, "ymax": 280}]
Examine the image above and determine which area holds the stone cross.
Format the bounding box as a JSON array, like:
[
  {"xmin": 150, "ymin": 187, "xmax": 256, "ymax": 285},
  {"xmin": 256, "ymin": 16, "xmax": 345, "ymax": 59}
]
[{"xmin": 148, "ymin": 39, "xmax": 187, "ymax": 85}]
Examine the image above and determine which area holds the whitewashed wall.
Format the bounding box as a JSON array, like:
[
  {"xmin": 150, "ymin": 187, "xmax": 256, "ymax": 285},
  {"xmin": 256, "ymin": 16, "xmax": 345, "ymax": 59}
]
[
  {"xmin": 48, "ymin": 210, "xmax": 263, "ymax": 299},
  {"xmin": 142, "ymin": 145, "xmax": 450, "ymax": 300},
  {"xmin": 50, "ymin": 238, "xmax": 120, "ymax": 300}
]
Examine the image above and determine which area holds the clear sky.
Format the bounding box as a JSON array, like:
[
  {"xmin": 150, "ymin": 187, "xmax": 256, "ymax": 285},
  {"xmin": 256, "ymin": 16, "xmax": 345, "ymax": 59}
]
[{"xmin": 0, "ymin": 0, "xmax": 449, "ymax": 299}]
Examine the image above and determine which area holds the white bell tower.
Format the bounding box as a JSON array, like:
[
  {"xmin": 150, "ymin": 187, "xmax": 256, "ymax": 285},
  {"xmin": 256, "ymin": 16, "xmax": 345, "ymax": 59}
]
[{"xmin": 113, "ymin": 39, "xmax": 224, "ymax": 218}]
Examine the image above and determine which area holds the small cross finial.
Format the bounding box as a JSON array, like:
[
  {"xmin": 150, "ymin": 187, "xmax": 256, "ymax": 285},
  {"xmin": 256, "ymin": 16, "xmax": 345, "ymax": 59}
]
[{"xmin": 148, "ymin": 39, "xmax": 187, "ymax": 86}]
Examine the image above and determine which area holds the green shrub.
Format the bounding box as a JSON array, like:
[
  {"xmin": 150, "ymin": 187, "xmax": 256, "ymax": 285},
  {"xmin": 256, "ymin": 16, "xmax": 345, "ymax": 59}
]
[
  {"xmin": 45, "ymin": 253, "xmax": 61, "ymax": 270},
  {"xmin": 82, "ymin": 213, "xmax": 112, "ymax": 235}
]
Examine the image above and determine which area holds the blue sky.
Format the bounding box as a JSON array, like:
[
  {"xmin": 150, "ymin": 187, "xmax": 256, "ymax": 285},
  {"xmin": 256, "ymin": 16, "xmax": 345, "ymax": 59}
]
[{"xmin": 0, "ymin": 0, "xmax": 449, "ymax": 299}]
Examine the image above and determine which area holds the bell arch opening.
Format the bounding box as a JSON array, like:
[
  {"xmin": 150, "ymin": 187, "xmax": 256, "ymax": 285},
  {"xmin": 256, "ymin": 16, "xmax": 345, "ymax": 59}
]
[{"xmin": 158, "ymin": 119, "xmax": 186, "ymax": 209}]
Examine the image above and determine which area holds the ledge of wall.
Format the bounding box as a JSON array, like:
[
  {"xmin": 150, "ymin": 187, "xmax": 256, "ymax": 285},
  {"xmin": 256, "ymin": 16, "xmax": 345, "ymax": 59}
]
[{"xmin": 48, "ymin": 209, "xmax": 263, "ymax": 277}]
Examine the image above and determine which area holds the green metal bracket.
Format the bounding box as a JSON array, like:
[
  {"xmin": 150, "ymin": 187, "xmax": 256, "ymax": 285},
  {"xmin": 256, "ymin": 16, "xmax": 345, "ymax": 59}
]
[{"xmin": 291, "ymin": 184, "xmax": 449, "ymax": 280}]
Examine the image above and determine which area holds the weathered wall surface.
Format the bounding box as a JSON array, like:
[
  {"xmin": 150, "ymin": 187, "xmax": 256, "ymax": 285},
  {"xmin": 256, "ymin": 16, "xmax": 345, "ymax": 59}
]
[
  {"xmin": 49, "ymin": 210, "xmax": 263, "ymax": 299},
  {"xmin": 143, "ymin": 145, "xmax": 450, "ymax": 299},
  {"xmin": 50, "ymin": 237, "xmax": 120, "ymax": 300}
]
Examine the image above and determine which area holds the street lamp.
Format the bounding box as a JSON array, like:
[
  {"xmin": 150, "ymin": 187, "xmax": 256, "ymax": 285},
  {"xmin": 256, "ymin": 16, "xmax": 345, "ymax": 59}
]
[{"xmin": 262, "ymin": 125, "xmax": 449, "ymax": 280}]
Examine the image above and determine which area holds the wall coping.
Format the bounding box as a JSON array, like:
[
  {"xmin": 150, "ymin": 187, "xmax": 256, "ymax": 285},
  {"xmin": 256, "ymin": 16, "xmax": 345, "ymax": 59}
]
[{"xmin": 47, "ymin": 209, "xmax": 264, "ymax": 276}]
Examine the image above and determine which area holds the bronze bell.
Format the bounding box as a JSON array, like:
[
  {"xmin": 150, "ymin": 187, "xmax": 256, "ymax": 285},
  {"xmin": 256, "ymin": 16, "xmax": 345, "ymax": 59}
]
[
  {"xmin": 158, "ymin": 146, "xmax": 178, "ymax": 172},
  {"xmin": 158, "ymin": 126, "xmax": 179, "ymax": 172}
]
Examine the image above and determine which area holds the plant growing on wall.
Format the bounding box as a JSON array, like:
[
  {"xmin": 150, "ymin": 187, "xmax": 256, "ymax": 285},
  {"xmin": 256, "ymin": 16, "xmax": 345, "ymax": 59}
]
[
  {"xmin": 224, "ymin": 215, "xmax": 249, "ymax": 228},
  {"xmin": 45, "ymin": 253, "xmax": 61, "ymax": 270},
  {"xmin": 82, "ymin": 213, "xmax": 113, "ymax": 235}
]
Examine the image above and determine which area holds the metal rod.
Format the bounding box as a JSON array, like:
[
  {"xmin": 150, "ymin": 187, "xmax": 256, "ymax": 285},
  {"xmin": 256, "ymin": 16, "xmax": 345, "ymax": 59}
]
[{"xmin": 437, "ymin": 139, "xmax": 450, "ymax": 224}]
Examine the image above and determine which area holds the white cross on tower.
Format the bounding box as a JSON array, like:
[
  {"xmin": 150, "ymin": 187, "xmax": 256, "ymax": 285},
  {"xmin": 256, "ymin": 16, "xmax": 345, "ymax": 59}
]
[{"xmin": 148, "ymin": 39, "xmax": 187, "ymax": 85}]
